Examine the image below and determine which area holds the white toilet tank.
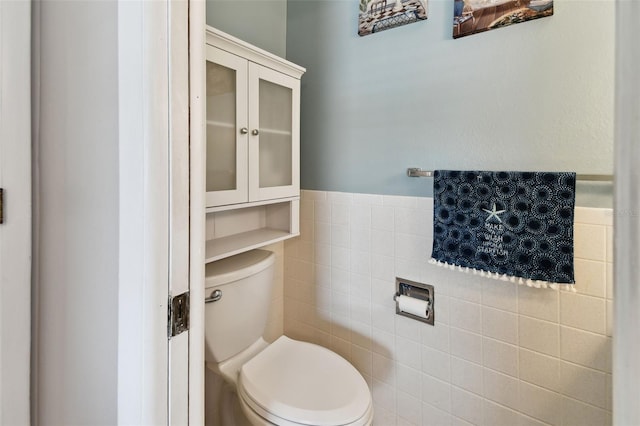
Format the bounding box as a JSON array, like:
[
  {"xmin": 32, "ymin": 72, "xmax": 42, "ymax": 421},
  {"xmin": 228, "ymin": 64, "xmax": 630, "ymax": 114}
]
[{"xmin": 204, "ymin": 249, "xmax": 276, "ymax": 364}]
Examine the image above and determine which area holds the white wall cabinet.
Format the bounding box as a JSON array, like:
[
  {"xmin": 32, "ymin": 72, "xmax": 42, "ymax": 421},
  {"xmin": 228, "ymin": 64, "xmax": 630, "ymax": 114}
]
[{"xmin": 205, "ymin": 27, "xmax": 305, "ymax": 262}]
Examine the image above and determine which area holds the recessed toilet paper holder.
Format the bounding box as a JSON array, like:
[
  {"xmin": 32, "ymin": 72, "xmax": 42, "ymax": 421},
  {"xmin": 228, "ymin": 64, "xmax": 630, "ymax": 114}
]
[{"xmin": 393, "ymin": 277, "xmax": 435, "ymax": 325}]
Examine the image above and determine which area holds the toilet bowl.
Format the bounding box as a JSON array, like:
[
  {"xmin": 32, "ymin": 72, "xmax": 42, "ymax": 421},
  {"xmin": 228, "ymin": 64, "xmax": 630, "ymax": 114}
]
[{"xmin": 205, "ymin": 249, "xmax": 373, "ymax": 426}]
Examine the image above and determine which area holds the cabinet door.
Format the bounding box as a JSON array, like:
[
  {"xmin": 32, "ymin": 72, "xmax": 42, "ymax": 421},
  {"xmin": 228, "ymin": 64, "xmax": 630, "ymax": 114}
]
[
  {"xmin": 248, "ymin": 63, "xmax": 300, "ymax": 202},
  {"xmin": 205, "ymin": 46, "xmax": 249, "ymax": 207}
]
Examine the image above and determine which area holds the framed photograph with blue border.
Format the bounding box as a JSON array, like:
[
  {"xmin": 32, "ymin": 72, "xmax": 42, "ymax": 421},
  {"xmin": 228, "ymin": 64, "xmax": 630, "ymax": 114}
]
[
  {"xmin": 358, "ymin": 0, "xmax": 428, "ymax": 36},
  {"xmin": 453, "ymin": 0, "xmax": 552, "ymax": 39}
]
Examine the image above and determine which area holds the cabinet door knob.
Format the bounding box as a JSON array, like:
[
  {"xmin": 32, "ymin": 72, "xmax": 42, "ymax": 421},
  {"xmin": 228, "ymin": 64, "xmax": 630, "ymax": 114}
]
[
  {"xmin": 251, "ymin": 129, "xmax": 260, "ymax": 136},
  {"xmin": 240, "ymin": 127, "xmax": 248, "ymax": 135}
]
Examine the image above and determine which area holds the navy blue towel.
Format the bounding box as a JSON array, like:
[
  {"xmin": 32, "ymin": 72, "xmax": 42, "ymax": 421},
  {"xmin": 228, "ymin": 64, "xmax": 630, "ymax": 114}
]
[{"xmin": 431, "ymin": 170, "xmax": 576, "ymax": 285}]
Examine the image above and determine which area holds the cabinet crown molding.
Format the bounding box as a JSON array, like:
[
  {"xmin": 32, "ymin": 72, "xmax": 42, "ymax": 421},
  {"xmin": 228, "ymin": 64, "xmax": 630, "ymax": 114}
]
[{"xmin": 206, "ymin": 26, "xmax": 306, "ymax": 79}]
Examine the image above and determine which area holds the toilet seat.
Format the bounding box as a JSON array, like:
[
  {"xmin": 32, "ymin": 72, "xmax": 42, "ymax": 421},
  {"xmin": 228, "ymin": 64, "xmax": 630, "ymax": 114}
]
[{"xmin": 237, "ymin": 336, "xmax": 373, "ymax": 426}]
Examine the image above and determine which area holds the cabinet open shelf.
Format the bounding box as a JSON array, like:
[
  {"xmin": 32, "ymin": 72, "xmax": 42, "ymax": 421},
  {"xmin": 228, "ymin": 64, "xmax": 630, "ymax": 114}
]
[
  {"xmin": 205, "ymin": 198, "xmax": 299, "ymax": 263},
  {"xmin": 205, "ymin": 228, "xmax": 294, "ymax": 263}
]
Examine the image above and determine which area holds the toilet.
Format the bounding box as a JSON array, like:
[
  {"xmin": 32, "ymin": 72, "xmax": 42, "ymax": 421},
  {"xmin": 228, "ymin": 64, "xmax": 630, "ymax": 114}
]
[{"xmin": 205, "ymin": 249, "xmax": 374, "ymax": 426}]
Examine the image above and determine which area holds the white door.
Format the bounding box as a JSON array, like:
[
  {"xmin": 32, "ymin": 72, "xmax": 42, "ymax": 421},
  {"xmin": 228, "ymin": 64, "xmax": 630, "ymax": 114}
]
[
  {"xmin": 0, "ymin": 0, "xmax": 31, "ymax": 424},
  {"xmin": 169, "ymin": 0, "xmax": 206, "ymax": 424}
]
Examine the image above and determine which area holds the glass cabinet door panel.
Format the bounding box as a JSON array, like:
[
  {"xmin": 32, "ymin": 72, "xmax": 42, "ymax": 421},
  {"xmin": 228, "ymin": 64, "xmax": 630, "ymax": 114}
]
[
  {"xmin": 205, "ymin": 45, "xmax": 248, "ymax": 207},
  {"xmin": 206, "ymin": 61, "xmax": 237, "ymax": 192},
  {"xmin": 258, "ymin": 79, "xmax": 293, "ymax": 188},
  {"xmin": 248, "ymin": 63, "xmax": 300, "ymax": 202}
]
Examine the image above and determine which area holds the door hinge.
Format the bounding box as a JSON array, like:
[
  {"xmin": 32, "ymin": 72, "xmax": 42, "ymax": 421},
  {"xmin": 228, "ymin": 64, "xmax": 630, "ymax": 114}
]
[
  {"xmin": 168, "ymin": 291, "xmax": 190, "ymax": 338},
  {"xmin": 0, "ymin": 188, "xmax": 4, "ymax": 224}
]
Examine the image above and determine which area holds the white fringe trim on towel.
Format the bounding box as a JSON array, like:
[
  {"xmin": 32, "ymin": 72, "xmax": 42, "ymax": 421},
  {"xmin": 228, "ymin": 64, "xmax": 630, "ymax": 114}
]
[{"xmin": 429, "ymin": 259, "xmax": 576, "ymax": 292}]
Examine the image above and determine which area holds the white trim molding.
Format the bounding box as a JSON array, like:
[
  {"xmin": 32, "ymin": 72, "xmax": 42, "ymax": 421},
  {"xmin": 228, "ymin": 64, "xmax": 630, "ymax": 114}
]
[
  {"xmin": 613, "ymin": 1, "xmax": 640, "ymax": 424},
  {"xmin": 189, "ymin": 1, "xmax": 206, "ymax": 424}
]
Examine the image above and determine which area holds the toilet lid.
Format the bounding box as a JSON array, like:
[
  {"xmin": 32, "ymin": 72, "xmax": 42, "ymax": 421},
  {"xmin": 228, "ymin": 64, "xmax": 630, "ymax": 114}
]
[{"xmin": 238, "ymin": 336, "xmax": 372, "ymax": 426}]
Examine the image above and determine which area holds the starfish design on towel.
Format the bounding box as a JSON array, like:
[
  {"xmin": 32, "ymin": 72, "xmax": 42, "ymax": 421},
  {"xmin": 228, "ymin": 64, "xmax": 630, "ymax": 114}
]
[{"xmin": 483, "ymin": 203, "xmax": 506, "ymax": 222}]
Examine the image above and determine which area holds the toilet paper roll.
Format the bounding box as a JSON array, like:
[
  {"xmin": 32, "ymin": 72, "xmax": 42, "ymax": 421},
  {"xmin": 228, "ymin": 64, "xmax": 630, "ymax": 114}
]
[{"xmin": 397, "ymin": 295, "xmax": 430, "ymax": 319}]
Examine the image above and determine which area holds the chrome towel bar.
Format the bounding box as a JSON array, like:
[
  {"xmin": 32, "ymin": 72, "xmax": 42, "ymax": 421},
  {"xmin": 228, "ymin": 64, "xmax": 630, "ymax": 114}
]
[{"xmin": 406, "ymin": 168, "xmax": 613, "ymax": 182}]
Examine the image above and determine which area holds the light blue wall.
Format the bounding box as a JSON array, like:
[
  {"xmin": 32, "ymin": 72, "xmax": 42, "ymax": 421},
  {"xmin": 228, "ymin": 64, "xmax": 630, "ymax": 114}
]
[
  {"xmin": 206, "ymin": 0, "xmax": 288, "ymax": 57},
  {"xmin": 286, "ymin": 0, "xmax": 615, "ymax": 207}
]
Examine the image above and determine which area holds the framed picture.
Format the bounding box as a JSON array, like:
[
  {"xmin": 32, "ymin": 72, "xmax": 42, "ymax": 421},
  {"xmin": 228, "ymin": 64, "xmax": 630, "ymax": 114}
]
[
  {"xmin": 453, "ymin": 0, "xmax": 552, "ymax": 39},
  {"xmin": 359, "ymin": 0, "xmax": 428, "ymax": 36}
]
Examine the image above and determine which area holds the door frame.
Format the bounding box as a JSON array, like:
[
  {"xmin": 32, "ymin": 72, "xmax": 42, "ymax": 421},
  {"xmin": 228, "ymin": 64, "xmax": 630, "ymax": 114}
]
[
  {"xmin": 116, "ymin": 0, "xmax": 204, "ymax": 423},
  {"xmin": 189, "ymin": 0, "xmax": 206, "ymax": 423},
  {"xmin": 613, "ymin": 1, "xmax": 640, "ymax": 424}
]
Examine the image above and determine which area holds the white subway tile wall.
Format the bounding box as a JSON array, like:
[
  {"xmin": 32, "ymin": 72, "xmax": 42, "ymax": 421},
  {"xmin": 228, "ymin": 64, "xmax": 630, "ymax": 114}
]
[{"xmin": 283, "ymin": 191, "xmax": 613, "ymax": 426}]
